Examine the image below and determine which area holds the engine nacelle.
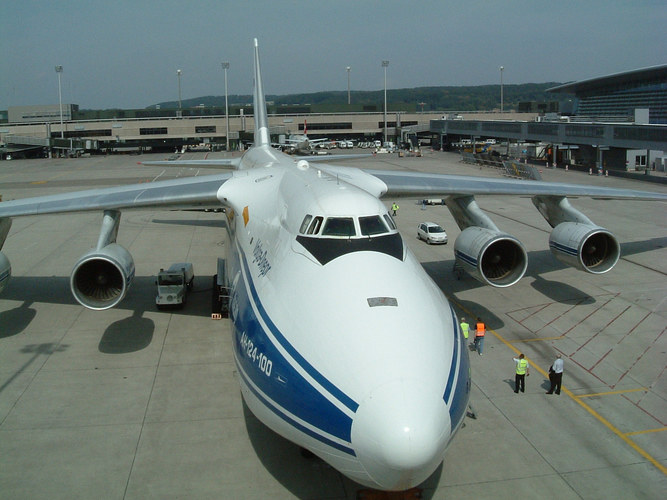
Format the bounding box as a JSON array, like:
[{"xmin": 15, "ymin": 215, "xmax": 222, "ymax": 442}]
[
  {"xmin": 549, "ymin": 222, "xmax": 619, "ymax": 274},
  {"xmin": 454, "ymin": 227, "xmax": 527, "ymax": 287},
  {"xmin": 70, "ymin": 243, "xmax": 135, "ymax": 310},
  {"xmin": 0, "ymin": 251, "xmax": 11, "ymax": 294}
]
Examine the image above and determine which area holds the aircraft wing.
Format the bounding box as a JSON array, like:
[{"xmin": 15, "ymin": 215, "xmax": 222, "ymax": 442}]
[
  {"xmin": 0, "ymin": 172, "xmax": 232, "ymax": 218},
  {"xmin": 141, "ymin": 153, "xmax": 374, "ymax": 169},
  {"xmin": 299, "ymin": 153, "xmax": 375, "ymax": 162},
  {"xmin": 139, "ymin": 158, "xmax": 241, "ymax": 169},
  {"xmin": 363, "ymin": 169, "xmax": 667, "ymax": 201}
]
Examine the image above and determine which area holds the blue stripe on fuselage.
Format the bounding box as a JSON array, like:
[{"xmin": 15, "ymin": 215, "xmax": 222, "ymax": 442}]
[
  {"xmin": 229, "ymin": 238, "xmax": 356, "ymax": 446},
  {"xmin": 239, "ymin": 250, "xmax": 359, "ymax": 413},
  {"xmin": 443, "ymin": 305, "xmax": 471, "ymax": 429},
  {"xmin": 443, "ymin": 306, "xmax": 459, "ymax": 404},
  {"xmin": 236, "ymin": 358, "xmax": 356, "ymax": 456}
]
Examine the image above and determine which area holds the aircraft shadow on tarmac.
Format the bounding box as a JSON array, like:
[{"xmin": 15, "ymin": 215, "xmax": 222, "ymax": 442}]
[
  {"xmin": 0, "ymin": 274, "xmax": 217, "ymax": 341},
  {"xmin": 422, "ymin": 237, "xmax": 665, "ymax": 341},
  {"xmin": 422, "ymin": 249, "xmax": 593, "ymax": 301},
  {"xmin": 241, "ymin": 399, "xmax": 443, "ymax": 499},
  {"xmin": 423, "ymin": 237, "xmax": 665, "ymax": 299},
  {"xmin": 99, "ymin": 309, "xmax": 154, "ymax": 354},
  {"xmin": 0, "ymin": 301, "xmax": 37, "ymax": 339},
  {"xmin": 1, "ymin": 236, "xmax": 662, "ymax": 343}
]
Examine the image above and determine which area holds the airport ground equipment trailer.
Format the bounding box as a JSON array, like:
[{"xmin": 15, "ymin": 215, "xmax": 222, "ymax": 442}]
[{"xmin": 156, "ymin": 262, "xmax": 194, "ymax": 309}]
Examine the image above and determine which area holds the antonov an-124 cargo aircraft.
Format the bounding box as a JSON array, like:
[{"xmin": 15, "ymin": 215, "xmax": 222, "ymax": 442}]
[{"xmin": 0, "ymin": 40, "xmax": 665, "ymax": 491}]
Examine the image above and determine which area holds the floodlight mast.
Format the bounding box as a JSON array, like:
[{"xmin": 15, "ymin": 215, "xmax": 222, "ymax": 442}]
[
  {"xmin": 382, "ymin": 60, "xmax": 389, "ymax": 145},
  {"xmin": 177, "ymin": 69, "xmax": 182, "ymax": 117},
  {"xmin": 222, "ymin": 62, "xmax": 230, "ymax": 151},
  {"xmin": 55, "ymin": 65, "xmax": 64, "ymax": 139}
]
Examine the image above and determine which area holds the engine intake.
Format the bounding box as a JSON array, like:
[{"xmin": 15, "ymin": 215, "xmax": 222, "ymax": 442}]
[
  {"xmin": 454, "ymin": 227, "xmax": 527, "ymax": 287},
  {"xmin": 71, "ymin": 243, "xmax": 135, "ymax": 310},
  {"xmin": 549, "ymin": 222, "xmax": 619, "ymax": 274}
]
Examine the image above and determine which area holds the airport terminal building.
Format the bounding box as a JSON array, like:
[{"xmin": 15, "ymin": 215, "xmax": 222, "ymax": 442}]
[
  {"xmin": 1, "ymin": 66, "xmax": 666, "ymax": 172},
  {"xmin": 548, "ymin": 65, "xmax": 667, "ymax": 124},
  {"xmin": 431, "ymin": 65, "xmax": 667, "ymax": 173}
]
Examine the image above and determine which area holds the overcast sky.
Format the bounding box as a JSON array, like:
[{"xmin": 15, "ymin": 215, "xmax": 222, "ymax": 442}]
[{"xmin": 1, "ymin": 0, "xmax": 665, "ymax": 110}]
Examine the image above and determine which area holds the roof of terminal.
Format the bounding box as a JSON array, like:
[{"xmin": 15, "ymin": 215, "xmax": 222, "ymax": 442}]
[{"xmin": 547, "ymin": 64, "xmax": 667, "ymax": 95}]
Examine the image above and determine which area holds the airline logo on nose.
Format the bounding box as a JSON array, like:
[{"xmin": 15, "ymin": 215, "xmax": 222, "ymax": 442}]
[{"xmin": 243, "ymin": 206, "xmax": 249, "ymax": 226}]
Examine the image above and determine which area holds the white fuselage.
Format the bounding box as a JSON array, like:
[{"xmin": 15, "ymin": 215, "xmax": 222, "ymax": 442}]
[{"xmin": 218, "ymin": 146, "xmax": 470, "ymax": 490}]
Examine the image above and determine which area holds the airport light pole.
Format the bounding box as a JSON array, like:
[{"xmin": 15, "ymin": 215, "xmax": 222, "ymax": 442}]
[
  {"xmin": 500, "ymin": 66, "xmax": 504, "ymax": 113},
  {"xmin": 55, "ymin": 65, "xmax": 64, "ymax": 138},
  {"xmin": 346, "ymin": 66, "xmax": 351, "ymax": 105},
  {"xmin": 177, "ymin": 69, "xmax": 182, "ymax": 117},
  {"xmin": 222, "ymin": 62, "xmax": 230, "ymax": 151},
  {"xmin": 382, "ymin": 60, "xmax": 389, "ymax": 146}
]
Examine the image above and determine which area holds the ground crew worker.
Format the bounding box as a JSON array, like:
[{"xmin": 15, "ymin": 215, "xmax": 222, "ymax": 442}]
[
  {"xmin": 474, "ymin": 317, "xmax": 485, "ymax": 355},
  {"xmin": 547, "ymin": 354, "xmax": 564, "ymax": 395},
  {"xmin": 513, "ymin": 354, "xmax": 530, "ymax": 393},
  {"xmin": 391, "ymin": 202, "xmax": 399, "ymax": 216},
  {"xmin": 460, "ymin": 317, "xmax": 470, "ymax": 340}
]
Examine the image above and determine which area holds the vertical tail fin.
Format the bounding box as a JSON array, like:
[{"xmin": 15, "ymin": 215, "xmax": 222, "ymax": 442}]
[{"xmin": 253, "ymin": 38, "xmax": 270, "ymax": 147}]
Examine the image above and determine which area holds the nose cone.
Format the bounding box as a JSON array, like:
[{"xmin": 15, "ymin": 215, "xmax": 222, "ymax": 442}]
[{"xmin": 351, "ymin": 380, "xmax": 451, "ymax": 490}]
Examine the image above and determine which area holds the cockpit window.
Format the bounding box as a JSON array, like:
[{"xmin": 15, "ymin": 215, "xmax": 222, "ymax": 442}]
[
  {"xmin": 359, "ymin": 215, "xmax": 388, "ymax": 236},
  {"xmin": 299, "ymin": 214, "xmax": 313, "ymax": 234},
  {"xmin": 307, "ymin": 216, "xmax": 324, "ymax": 235},
  {"xmin": 322, "ymin": 217, "xmax": 356, "ymax": 237},
  {"xmin": 296, "ymin": 213, "xmax": 403, "ymax": 264}
]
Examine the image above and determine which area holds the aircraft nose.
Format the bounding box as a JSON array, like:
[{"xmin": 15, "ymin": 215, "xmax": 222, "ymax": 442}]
[{"xmin": 351, "ymin": 380, "xmax": 451, "ymax": 490}]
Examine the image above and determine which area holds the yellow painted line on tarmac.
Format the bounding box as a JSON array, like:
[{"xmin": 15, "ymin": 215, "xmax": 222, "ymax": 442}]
[
  {"xmin": 625, "ymin": 427, "xmax": 667, "ymax": 437},
  {"xmin": 451, "ymin": 298, "xmax": 667, "ymax": 477},
  {"xmin": 577, "ymin": 387, "xmax": 648, "ymax": 398},
  {"xmin": 27, "ymin": 162, "xmax": 93, "ymax": 186}
]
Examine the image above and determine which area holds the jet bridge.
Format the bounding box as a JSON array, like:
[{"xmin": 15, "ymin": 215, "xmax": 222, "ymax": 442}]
[{"xmin": 2, "ymin": 135, "xmax": 91, "ymax": 158}]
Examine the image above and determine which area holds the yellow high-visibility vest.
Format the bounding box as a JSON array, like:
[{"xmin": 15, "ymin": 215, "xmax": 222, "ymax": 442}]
[{"xmin": 516, "ymin": 359, "xmax": 528, "ymax": 375}]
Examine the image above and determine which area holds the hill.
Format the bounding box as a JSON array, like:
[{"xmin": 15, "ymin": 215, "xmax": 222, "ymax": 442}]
[{"xmin": 151, "ymin": 82, "xmax": 564, "ymax": 113}]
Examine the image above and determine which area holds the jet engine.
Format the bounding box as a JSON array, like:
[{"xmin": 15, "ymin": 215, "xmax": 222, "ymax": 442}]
[
  {"xmin": 446, "ymin": 195, "xmax": 527, "ymax": 287},
  {"xmin": 71, "ymin": 243, "xmax": 135, "ymax": 310},
  {"xmin": 549, "ymin": 222, "xmax": 619, "ymax": 273},
  {"xmin": 532, "ymin": 195, "xmax": 620, "ymax": 274},
  {"xmin": 69, "ymin": 209, "xmax": 134, "ymax": 310},
  {"xmin": 0, "ymin": 251, "xmax": 10, "ymax": 294},
  {"xmin": 454, "ymin": 226, "xmax": 527, "ymax": 287}
]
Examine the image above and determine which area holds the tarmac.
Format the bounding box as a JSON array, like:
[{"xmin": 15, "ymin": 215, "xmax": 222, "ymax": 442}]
[{"xmin": 0, "ymin": 150, "xmax": 665, "ymax": 499}]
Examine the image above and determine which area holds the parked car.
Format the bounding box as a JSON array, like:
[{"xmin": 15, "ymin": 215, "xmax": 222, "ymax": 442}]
[{"xmin": 417, "ymin": 222, "xmax": 448, "ymax": 244}]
